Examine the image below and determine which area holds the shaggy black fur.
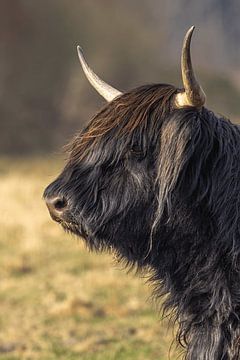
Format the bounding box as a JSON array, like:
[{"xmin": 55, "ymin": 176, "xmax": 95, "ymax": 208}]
[{"xmin": 44, "ymin": 84, "xmax": 240, "ymax": 359}]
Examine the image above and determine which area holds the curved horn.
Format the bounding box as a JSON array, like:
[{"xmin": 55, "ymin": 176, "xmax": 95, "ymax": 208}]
[
  {"xmin": 175, "ymin": 26, "xmax": 206, "ymax": 108},
  {"xmin": 77, "ymin": 46, "xmax": 122, "ymax": 102}
]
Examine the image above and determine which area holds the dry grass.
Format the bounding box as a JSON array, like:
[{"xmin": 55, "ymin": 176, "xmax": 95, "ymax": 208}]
[{"xmin": 0, "ymin": 157, "xmax": 180, "ymax": 360}]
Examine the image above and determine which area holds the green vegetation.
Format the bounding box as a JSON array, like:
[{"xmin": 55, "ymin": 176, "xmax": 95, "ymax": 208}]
[{"xmin": 0, "ymin": 158, "xmax": 179, "ymax": 359}]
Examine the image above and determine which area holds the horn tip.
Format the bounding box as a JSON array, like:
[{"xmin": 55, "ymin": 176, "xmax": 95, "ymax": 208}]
[
  {"xmin": 77, "ymin": 45, "xmax": 83, "ymax": 55},
  {"xmin": 187, "ymin": 26, "xmax": 195, "ymax": 36},
  {"xmin": 77, "ymin": 46, "xmax": 86, "ymax": 66},
  {"xmin": 184, "ymin": 26, "xmax": 196, "ymax": 45}
]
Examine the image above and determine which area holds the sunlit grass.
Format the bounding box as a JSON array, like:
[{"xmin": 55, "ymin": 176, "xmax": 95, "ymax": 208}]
[{"xmin": 0, "ymin": 157, "xmax": 179, "ymax": 359}]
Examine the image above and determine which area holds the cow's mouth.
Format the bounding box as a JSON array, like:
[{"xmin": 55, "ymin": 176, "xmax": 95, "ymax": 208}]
[{"xmin": 59, "ymin": 218, "xmax": 89, "ymax": 239}]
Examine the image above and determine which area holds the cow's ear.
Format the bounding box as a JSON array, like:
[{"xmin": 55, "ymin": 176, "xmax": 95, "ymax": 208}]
[{"xmin": 155, "ymin": 111, "xmax": 198, "ymax": 219}]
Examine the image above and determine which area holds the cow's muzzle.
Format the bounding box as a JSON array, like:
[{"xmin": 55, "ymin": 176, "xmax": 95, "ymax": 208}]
[{"xmin": 45, "ymin": 195, "xmax": 69, "ymax": 223}]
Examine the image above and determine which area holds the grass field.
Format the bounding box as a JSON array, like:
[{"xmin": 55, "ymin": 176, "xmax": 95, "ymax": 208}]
[{"xmin": 0, "ymin": 158, "xmax": 180, "ymax": 360}]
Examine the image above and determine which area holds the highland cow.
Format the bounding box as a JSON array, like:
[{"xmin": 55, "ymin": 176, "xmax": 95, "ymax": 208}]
[{"xmin": 44, "ymin": 27, "xmax": 240, "ymax": 359}]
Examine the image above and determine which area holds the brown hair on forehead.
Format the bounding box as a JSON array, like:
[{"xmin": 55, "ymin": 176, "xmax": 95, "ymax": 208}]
[{"xmin": 67, "ymin": 84, "xmax": 178, "ymax": 161}]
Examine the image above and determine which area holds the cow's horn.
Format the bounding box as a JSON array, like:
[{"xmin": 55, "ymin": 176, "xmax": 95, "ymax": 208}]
[
  {"xmin": 175, "ymin": 26, "xmax": 206, "ymax": 108},
  {"xmin": 77, "ymin": 46, "xmax": 122, "ymax": 102}
]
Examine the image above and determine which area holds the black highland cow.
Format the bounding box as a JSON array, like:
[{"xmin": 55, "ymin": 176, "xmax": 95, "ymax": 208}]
[{"xmin": 44, "ymin": 27, "xmax": 240, "ymax": 359}]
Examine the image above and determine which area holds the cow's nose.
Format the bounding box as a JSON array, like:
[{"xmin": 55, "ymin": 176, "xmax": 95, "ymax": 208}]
[{"xmin": 45, "ymin": 195, "xmax": 68, "ymax": 222}]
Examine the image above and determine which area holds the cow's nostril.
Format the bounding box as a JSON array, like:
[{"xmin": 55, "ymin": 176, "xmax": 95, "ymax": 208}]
[
  {"xmin": 45, "ymin": 195, "xmax": 69, "ymax": 222},
  {"xmin": 53, "ymin": 197, "xmax": 67, "ymax": 210}
]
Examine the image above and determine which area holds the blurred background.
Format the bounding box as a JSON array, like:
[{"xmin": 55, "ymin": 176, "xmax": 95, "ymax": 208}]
[
  {"xmin": 1, "ymin": 0, "xmax": 240, "ymax": 155},
  {"xmin": 1, "ymin": 1, "xmax": 240, "ymax": 359}
]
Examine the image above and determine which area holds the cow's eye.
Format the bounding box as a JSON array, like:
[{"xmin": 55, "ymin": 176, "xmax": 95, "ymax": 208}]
[{"xmin": 130, "ymin": 144, "xmax": 146, "ymax": 160}]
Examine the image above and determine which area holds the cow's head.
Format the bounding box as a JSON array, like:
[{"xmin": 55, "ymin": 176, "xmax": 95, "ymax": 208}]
[{"xmin": 44, "ymin": 27, "xmax": 209, "ymax": 264}]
